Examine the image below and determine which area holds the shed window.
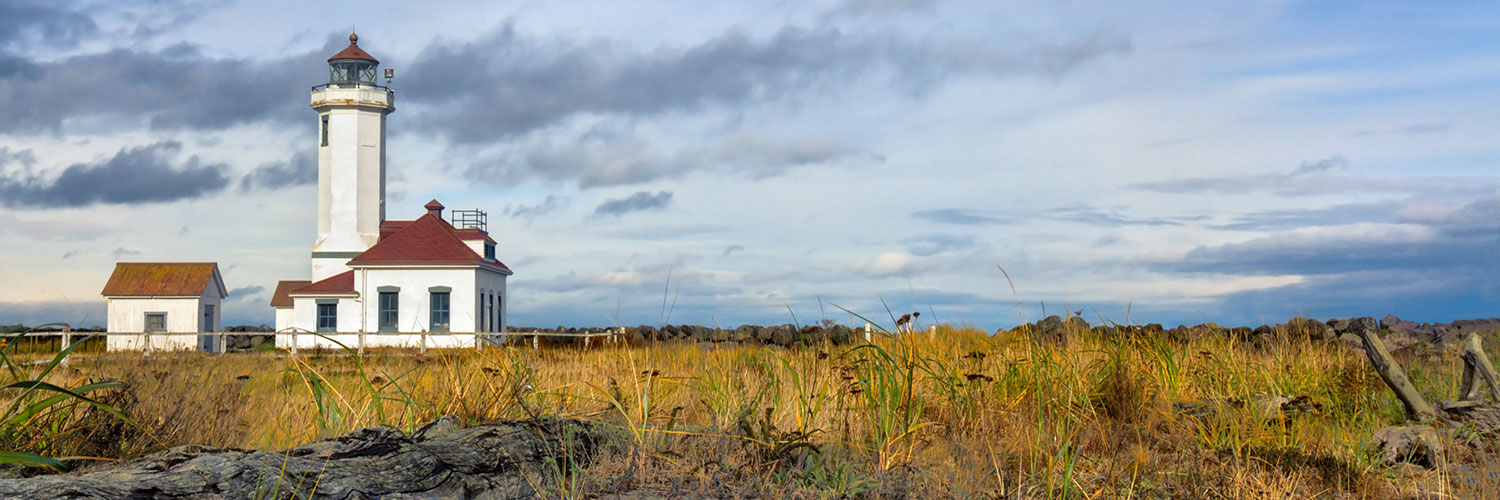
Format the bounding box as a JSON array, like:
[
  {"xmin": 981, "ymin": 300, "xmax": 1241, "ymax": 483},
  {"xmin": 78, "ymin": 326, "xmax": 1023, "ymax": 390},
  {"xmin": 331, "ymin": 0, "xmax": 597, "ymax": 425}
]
[
  {"xmin": 144, "ymin": 313, "xmax": 166, "ymax": 333},
  {"xmin": 430, "ymin": 292, "xmax": 449, "ymax": 332},
  {"xmin": 378, "ymin": 291, "xmax": 399, "ymax": 331},
  {"xmin": 317, "ymin": 303, "xmax": 338, "ymax": 332}
]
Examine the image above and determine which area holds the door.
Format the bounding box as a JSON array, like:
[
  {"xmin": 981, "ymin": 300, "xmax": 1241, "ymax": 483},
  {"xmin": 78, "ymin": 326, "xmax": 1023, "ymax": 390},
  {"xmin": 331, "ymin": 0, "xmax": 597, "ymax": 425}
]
[{"xmin": 201, "ymin": 305, "xmax": 216, "ymax": 351}]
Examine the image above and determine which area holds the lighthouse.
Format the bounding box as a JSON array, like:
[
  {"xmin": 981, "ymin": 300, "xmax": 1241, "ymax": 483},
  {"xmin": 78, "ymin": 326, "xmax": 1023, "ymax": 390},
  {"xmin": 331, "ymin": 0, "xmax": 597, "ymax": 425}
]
[
  {"xmin": 309, "ymin": 33, "xmax": 393, "ymax": 281},
  {"xmin": 273, "ymin": 32, "xmax": 512, "ymax": 350}
]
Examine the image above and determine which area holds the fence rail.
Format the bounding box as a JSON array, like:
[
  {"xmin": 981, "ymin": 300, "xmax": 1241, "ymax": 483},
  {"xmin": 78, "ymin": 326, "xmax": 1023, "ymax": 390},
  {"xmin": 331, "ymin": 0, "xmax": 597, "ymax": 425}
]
[{"xmin": 2, "ymin": 326, "xmax": 630, "ymax": 365}]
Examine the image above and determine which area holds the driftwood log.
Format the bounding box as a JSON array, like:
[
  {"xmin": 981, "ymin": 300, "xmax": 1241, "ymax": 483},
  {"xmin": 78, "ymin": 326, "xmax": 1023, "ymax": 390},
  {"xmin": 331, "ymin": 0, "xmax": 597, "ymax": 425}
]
[
  {"xmin": 1357, "ymin": 327, "xmax": 1500, "ymax": 466},
  {"xmin": 0, "ymin": 416, "xmax": 602, "ymax": 499}
]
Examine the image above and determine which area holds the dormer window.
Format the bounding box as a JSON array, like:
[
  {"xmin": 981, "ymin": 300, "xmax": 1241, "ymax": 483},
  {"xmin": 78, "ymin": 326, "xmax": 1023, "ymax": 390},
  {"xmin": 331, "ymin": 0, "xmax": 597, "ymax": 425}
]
[{"xmin": 485, "ymin": 242, "xmax": 496, "ymax": 261}]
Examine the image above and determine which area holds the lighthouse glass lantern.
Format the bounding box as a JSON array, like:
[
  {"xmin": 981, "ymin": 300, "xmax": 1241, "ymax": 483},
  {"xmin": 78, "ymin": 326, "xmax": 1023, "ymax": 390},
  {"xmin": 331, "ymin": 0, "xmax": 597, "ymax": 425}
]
[{"xmin": 327, "ymin": 33, "xmax": 380, "ymax": 88}]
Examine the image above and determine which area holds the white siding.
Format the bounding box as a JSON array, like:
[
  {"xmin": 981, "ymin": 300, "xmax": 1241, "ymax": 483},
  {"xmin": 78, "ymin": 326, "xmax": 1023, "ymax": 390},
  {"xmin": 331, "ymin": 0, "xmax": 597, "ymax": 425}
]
[
  {"xmin": 274, "ymin": 306, "xmax": 295, "ymax": 333},
  {"xmin": 273, "ymin": 266, "xmax": 507, "ymax": 350},
  {"xmin": 104, "ymin": 273, "xmax": 225, "ymax": 352}
]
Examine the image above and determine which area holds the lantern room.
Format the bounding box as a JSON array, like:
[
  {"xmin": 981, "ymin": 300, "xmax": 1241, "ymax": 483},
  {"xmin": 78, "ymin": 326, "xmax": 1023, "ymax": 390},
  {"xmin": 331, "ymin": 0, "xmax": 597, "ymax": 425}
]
[{"xmin": 327, "ymin": 33, "xmax": 380, "ymax": 87}]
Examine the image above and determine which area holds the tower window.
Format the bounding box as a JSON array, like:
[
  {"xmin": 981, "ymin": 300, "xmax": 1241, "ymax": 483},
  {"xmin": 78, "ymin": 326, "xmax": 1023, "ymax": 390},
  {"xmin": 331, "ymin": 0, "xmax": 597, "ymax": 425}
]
[{"xmin": 321, "ymin": 115, "xmax": 329, "ymax": 147}]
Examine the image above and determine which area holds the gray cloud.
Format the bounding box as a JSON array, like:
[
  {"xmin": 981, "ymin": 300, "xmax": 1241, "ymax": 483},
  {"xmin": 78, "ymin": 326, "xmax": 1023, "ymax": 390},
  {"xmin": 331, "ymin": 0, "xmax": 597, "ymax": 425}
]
[
  {"xmin": 0, "ymin": 37, "xmax": 337, "ymax": 134},
  {"xmin": 1213, "ymin": 202, "xmax": 1398, "ymax": 231},
  {"xmin": 1044, "ymin": 205, "xmax": 1207, "ymax": 227},
  {"xmin": 111, "ymin": 247, "xmax": 141, "ymax": 259},
  {"xmin": 722, "ymin": 244, "xmax": 745, "ymax": 257},
  {"xmin": 1131, "ymin": 156, "xmax": 1351, "ymax": 195},
  {"xmin": 0, "ymin": 141, "xmax": 230, "ymax": 208},
  {"xmin": 593, "ymin": 191, "xmax": 673, "ymax": 217},
  {"xmin": 406, "ymin": 23, "xmax": 1128, "ymax": 144},
  {"xmin": 239, "ymin": 151, "xmax": 315, "ymax": 192},
  {"xmin": 505, "ymin": 194, "xmax": 570, "ymax": 220},
  {"xmin": 227, "ymin": 285, "xmax": 265, "ymax": 298},
  {"xmin": 911, "ymin": 208, "xmax": 1012, "ymax": 226},
  {"xmin": 470, "ymin": 132, "xmax": 857, "ymax": 188},
  {"xmin": 0, "ymin": 2, "xmax": 97, "ymax": 49}
]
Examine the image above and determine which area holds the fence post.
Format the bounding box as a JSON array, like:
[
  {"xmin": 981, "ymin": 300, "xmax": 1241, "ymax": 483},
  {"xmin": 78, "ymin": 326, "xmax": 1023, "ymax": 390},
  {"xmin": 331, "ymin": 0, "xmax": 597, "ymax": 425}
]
[
  {"xmin": 475, "ymin": 332, "xmax": 483, "ymax": 351},
  {"xmin": 60, "ymin": 327, "xmax": 71, "ymax": 367},
  {"xmin": 419, "ymin": 331, "xmax": 428, "ymax": 356},
  {"xmin": 532, "ymin": 334, "xmax": 539, "ymax": 351},
  {"xmin": 218, "ymin": 329, "xmax": 226, "ymax": 355},
  {"xmin": 291, "ymin": 329, "xmax": 298, "ymax": 357},
  {"xmin": 929, "ymin": 325, "xmax": 936, "ymax": 338},
  {"xmin": 864, "ymin": 323, "xmax": 872, "ymax": 343},
  {"xmin": 359, "ymin": 330, "xmax": 366, "ymax": 356},
  {"xmin": 143, "ymin": 331, "xmax": 151, "ymax": 358}
]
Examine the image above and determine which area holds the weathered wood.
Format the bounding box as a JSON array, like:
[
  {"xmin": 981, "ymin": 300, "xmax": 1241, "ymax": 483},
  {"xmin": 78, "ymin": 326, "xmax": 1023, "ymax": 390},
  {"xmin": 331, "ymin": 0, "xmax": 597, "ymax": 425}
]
[
  {"xmin": 0, "ymin": 416, "xmax": 602, "ymax": 499},
  {"xmin": 1357, "ymin": 326, "xmax": 1439, "ymax": 421},
  {"xmin": 1459, "ymin": 332, "xmax": 1500, "ymax": 402}
]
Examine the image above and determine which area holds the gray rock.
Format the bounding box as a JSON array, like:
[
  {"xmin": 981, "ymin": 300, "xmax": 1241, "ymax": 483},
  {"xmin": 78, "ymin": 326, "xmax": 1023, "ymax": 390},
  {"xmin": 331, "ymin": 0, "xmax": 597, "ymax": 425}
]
[{"xmin": 0, "ymin": 416, "xmax": 602, "ymax": 499}]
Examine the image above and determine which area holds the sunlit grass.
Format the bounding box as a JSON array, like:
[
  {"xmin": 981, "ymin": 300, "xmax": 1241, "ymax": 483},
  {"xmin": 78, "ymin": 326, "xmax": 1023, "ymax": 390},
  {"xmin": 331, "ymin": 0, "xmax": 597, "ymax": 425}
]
[{"xmin": 7, "ymin": 322, "xmax": 1497, "ymax": 497}]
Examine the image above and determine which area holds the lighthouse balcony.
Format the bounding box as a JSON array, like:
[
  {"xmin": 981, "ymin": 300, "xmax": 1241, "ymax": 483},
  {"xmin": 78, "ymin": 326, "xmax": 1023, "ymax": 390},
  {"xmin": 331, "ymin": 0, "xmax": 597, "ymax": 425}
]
[{"xmin": 310, "ymin": 85, "xmax": 394, "ymax": 110}]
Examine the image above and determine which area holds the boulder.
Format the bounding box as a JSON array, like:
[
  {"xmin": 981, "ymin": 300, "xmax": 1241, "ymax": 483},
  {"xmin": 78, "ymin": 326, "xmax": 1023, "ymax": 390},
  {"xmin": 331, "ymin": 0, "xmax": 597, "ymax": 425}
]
[
  {"xmin": 826, "ymin": 325, "xmax": 854, "ymax": 344},
  {"xmin": 1287, "ymin": 317, "xmax": 1334, "ymax": 341}
]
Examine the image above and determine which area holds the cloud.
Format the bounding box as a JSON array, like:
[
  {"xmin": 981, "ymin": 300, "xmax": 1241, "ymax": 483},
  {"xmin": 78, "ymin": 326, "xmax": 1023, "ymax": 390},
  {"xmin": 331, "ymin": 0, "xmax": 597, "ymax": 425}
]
[
  {"xmin": 722, "ymin": 244, "xmax": 745, "ymax": 257},
  {"xmin": 239, "ymin": 151, "xmax": 315, "ymax": 192},
  {"xmin": 1213, "ymin": 202, "xmax": 1398, "ymax": 231},
  {"xmin": 404, "ymin": 23, "xmax": 1128, "ymax": 144},
  {"xmin": 506, "ymin": 195, "xmax": 570, "ymax": 221},
  {"xmin": 0, "ymin": 37, "xmax": 338, "ymax": 134},
  {"xmin": 111, "ymin": 247, "xmax": 141, "ymax": 259},
  {"xmin": 593, "ymin": 191, "xmax": 673, "ymax": 217},
  {"xmin": 1131, "ymin": 156, "xmax": 1350, "ymax": 195},
  {"xmin": 851, "ymin": 252, "xmax": 932, "ymax": 278},
  {"xmin": 469, "ymin": 132, "xmax": 857, "ymax": 188},
  {"xmin": 0, "ymin": 2, "xmax": 97, "ymax": 49},
  {"xmin": 0, "ymin": 141, "xmax": 230, "ymax": 208},
  {"xmin": 227, "ymin": 285, "xmax": 265, "ymax": 298},
  {"xmin": 1044, "ymin": 205, "xmax": 1207, "ymax": 227},
  {"xmin": 901, "ymin": 234, "xmax": 977, "ymax": 256},
  {"xmin": 911, "ymin": 208, "xmax": 1012, "ymax": 226}
]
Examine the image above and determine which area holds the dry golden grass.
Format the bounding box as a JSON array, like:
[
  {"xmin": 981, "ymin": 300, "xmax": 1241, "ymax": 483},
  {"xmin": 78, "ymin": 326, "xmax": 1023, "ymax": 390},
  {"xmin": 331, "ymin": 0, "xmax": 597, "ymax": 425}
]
[{"xmin": 12, "ymin": 325, "xmax": 1500, "ymax": 498}]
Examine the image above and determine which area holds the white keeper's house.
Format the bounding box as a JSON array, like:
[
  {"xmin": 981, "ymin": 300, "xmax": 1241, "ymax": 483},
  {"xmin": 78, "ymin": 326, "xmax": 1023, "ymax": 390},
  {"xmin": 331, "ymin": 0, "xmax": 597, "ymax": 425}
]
[
  {"xmin": 272, "ymin": 33, "xmax": 513, "ymax": 349},
  {"xmin": 101, "ymin": 262, "xmax": 228, "ymax": 352}
]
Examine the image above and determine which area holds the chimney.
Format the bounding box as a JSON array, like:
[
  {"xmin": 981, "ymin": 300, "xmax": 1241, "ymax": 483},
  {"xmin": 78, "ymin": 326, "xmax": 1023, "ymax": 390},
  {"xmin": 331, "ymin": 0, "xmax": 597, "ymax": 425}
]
[{"xmin": 424, "ymin": 199, "xmax": 444, "ymax": 219}]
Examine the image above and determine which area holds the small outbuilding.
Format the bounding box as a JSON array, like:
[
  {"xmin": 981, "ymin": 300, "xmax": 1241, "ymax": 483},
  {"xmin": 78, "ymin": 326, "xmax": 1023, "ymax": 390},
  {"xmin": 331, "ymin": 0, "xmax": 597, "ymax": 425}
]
[{"xmin": 100, "ymin": 262, "xmax": 229, "ymax": 352}]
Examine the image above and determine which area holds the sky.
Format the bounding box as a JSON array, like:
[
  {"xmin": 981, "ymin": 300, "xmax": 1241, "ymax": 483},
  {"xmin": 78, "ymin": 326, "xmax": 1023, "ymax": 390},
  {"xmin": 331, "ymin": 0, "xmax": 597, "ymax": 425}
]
[{"xmin": 1, "ymin": 0, "xmax": 1498, "ymax": 331}]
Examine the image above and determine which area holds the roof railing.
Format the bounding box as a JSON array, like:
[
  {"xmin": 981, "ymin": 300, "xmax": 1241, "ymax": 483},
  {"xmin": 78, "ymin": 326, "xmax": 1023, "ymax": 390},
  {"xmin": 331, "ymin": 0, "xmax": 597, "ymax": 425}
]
[
  {"xmin": 310, "ymin": 82, "xmax": 391, "ymax": 92},
  {"xmin": 451, "ymin": 209, "xmax": 487, "ymax": 232}
]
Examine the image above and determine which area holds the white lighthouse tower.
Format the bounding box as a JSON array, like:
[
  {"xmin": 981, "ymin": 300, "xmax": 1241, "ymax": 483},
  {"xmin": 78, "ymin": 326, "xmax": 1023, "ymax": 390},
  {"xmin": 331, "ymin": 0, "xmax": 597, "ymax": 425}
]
[{"xmin": 309, "ymin": 33, "xmax": 394, "ymax": 281}]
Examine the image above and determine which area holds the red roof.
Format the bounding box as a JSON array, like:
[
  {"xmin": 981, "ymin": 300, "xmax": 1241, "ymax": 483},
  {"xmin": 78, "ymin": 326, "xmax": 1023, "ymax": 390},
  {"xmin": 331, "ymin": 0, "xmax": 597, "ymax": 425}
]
[
  {"xmin": 328, "ymin": 33, "xmax": 378, "ymax": 63},
  {"xmin": 347, "ymin": 214, "xmax": 511, "ymax": 273},
  {"xmin": 289, "ymin": 271, "xmax": 356, "ymax": 296},
  {"xmin": 271, "ymin": 280, "xmax": 311, "ymax": 307},
  {"xmin": 101, "ymin": 263, "xmax": 226, "ymax": 298}
]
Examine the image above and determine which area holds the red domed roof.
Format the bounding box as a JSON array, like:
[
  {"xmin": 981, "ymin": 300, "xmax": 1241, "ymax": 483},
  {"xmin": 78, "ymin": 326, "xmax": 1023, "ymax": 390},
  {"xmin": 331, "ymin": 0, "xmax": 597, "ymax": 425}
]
[{"xmin": 328, "ymin": 32, "xmax": 378, "ymax": 63}]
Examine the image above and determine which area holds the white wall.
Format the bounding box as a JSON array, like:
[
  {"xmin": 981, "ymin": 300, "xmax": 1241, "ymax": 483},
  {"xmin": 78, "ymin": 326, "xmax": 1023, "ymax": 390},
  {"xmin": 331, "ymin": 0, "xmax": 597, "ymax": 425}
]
[
  {"xmin": 357, "ymin": 267, "xmax": 478, "ymax": 348},
  {"xmin": 273, "ymin": 266, "xmax": 506, "ymax": 350},
  {"xmin": 274, "ymin": 306, "xmax": 294, "ymax": 333},
  {"xmin": 310, "ymin": 89, "xmax": 391, "ymax": 282}
]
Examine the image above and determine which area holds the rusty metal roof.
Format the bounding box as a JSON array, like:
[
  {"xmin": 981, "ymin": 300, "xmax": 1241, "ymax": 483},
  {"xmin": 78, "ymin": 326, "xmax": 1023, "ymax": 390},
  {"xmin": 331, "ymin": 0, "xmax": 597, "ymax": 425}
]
[
  {"xmin": 289, "ymin": 271, "xmax": 356, "ymax": 296},
  {"xmin": 101, "ymin": 262, "xmax": 227, "ymax": 298},
  {"xmin": 271, "ymin": 280, "xmax": 312, "ymax": 307},
  {"xmin": 328, "ymin": 33, "xmax": 378, "ymax": 63}
]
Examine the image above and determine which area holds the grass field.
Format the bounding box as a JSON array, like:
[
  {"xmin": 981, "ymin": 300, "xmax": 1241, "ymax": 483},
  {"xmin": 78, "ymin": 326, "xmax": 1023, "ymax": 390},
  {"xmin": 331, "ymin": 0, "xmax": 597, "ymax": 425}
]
[{"xmin": 4, "ymin": 324, "xmax": 1498, "ymax": 498}]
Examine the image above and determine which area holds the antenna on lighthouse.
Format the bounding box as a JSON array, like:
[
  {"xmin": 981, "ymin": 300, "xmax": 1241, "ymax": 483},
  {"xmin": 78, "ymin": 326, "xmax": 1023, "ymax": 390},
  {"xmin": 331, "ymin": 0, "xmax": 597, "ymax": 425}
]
[{"xmin": 385, "ymin": 68, "xmax": 394, "ymax": 88}]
